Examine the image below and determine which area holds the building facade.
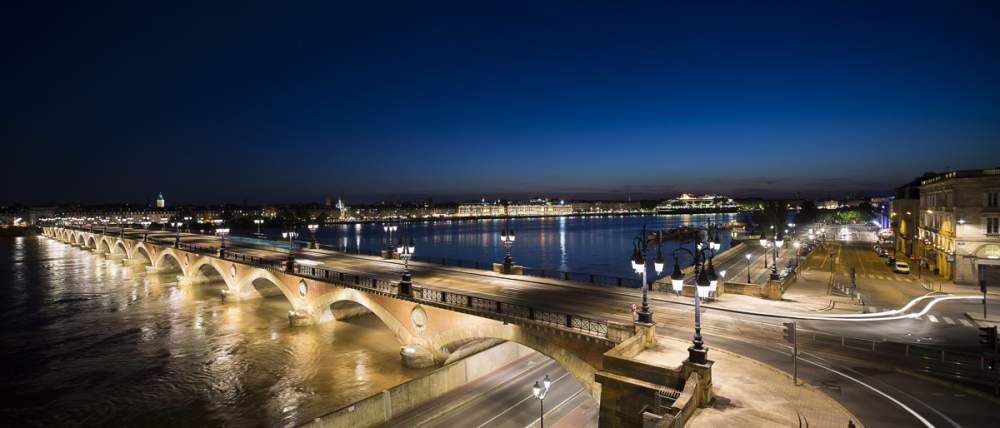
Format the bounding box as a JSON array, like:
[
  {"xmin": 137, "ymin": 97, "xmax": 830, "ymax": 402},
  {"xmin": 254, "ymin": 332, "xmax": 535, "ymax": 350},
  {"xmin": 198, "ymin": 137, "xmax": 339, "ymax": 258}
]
[
  {"xmin": 918, "ymin": 167, "xmax": 1000, "ymax": 285},
  {"xmin": 889, "ymin": 179, "xmax": 921, "ymax": 261},
  {"xmin": 458, "ymin": 199, "xmax": 574, "ymax": 217}
]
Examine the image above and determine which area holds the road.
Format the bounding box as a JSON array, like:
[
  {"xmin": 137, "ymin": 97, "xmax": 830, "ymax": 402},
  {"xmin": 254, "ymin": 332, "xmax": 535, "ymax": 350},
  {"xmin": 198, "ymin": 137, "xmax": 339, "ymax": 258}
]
[
  {"xmin": 70, "ymin": 226, "xmax": 1000, "ymax": 427},
  {"xmin": 386, "ymin": 354, "xmax": 592, "ymax": 428}
]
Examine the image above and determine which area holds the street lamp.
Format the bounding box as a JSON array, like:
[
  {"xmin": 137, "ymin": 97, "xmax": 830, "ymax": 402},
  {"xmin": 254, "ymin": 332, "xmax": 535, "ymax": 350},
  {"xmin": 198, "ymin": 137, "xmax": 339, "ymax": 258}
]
[
  {"xmin": 793, "ymin": 241, "xmax": 801, "ymax": 267},
  {"xmin": 141, "ymin": 220, "xmax": 151, "ymax": 242},
  {"xmin": 383, "ymin": 223, "xmax": 397, "ymax": 256},
  {"xmin": 396, "ymin": 236, "xmax": 415, "ymax": 296},
  {"xmin": 215, "ymin": 227, "xmax": 230, "ymax": 256},
  {"xmin": 531, "ymin": 374, "xmax": 552, "ymax": 428},
  {"xmin": 282, "ymin": 230, "xmax": 299, "ymax": 266},
  {"xmin": 500, "ymin": 220, "xmax": 516, "ymax": 273},
  {"xmin": 172, "ymin": 221, "xmax": 183, "ymax": 245},
  {"xmin": 254, "ymin": 218, "xmax": 264, "ymax": 235},
  {"xmin": 670, "ymin": 243, "xmax": 713, "ymax": 364},
  {"xmin": 767, "ymin": 231, "xmax": 784, "ymax": 280},
  {"xmin": 183, "ymin": 216, "xmax": 192, "ymax": 232},
  {"xmin": 744, "ymin": 253, "xmax": 752, "ymax": 283},
  {"xmin": 760, "ymin": 234, "xmax": 770, "ymax": 269},
  {"xmin": 630, "ymin": 226, "xmax": 663, "ymax": 324},
  {"xmin": 307, "ymin": 224, "xmax": 319, "ymax": 248}
]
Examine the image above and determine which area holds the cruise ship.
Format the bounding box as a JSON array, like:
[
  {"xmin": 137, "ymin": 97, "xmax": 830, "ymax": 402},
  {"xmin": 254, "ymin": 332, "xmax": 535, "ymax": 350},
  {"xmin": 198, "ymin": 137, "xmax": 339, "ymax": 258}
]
[{"xmin": 654, "ymin": 193, "xmax": 740, "ymax": 214}]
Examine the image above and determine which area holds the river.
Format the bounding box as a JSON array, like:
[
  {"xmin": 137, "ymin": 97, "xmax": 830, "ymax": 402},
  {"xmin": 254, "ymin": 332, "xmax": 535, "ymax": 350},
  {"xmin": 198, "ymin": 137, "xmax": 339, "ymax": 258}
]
[
  {"xmin": 248, "ymin": 213, "xmax": 741, "ymax": 279},
  {"xmin": 0, "ymin": 236, "xmax": 431, "ymax": 427}
]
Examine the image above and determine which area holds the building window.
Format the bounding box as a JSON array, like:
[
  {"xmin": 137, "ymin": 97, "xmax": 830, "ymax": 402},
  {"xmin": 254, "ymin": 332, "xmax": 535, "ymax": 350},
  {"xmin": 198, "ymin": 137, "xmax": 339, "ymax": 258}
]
[
  {"xmin": 987, "ymin": 192, "xmax": 999, "ymax": 208},
  {"xmin": 987, "ymin": 217, "xmax": 1000, "ymax": 235}
]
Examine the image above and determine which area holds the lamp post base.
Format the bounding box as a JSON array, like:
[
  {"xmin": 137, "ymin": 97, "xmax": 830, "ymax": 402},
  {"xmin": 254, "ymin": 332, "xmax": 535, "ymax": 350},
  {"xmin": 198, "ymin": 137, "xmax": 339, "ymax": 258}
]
[
  {"xmin": 637, "ymin": 310, "xmax": 653, "ymax": 324},
  {"xmin": 687, "ymin": 345, "xmax": 709, "ymax": 364},
  {"xmin": 398, "ymin": 270, "xmax": 413, "ymax": 297}
]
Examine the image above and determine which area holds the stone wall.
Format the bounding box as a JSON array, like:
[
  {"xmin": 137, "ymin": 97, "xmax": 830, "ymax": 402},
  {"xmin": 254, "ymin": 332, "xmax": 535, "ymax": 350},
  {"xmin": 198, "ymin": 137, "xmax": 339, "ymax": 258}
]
[{"xmin": 307, "ymin": 341, "xmax": 533, "ymax": 428}]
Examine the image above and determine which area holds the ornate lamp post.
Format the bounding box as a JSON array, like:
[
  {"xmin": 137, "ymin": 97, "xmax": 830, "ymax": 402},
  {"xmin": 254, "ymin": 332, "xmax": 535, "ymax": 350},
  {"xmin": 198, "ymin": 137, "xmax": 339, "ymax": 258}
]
[
  {"xmin": 768, "ymin": 231, "xmax": 784, "ymax": 280},
  {"xmin": 183, "ymin": 216, "xmax": 192, "ymax": 232},
  {"xmin": 669, "ymin": 227, "xmax": 719, "ymax": 364},
  {"xmin": 172, "ymin": 221, "xmax": 183, "ymax": 247},
  {"xmin": 282, "ymin": 230, "xmax": 298, "ymax": 260},
  {"xmin": 141, "ymin": 220, "xmax": 151, "ymax": 242},
  {"xmin": 500, "ymin": 220, "xmax": 516, "ymax": 273},
  {"xmin": 307, "ymin": 224, "xmax": 319, "ymax": 248},
  {"xmin": 630, "ymin": 226, "xmax": 663, "ymax": 324},
  {"xmin": 793, "ymin": 241, "xmax": 801, "ymax": 267},
  {"xmin": 254, "ymin": 218, "xmax": 264, "ymax": 235},
  {"xmin": 759, "ymin": 233, "xmax": 770, "ymax": 269},
  {"xmin": 531, "ymin": 375, "xmax": 552, "ymax": 428},
  {"xmin": 383, "ymin": 223, "xmax": 397, "ymax": 257},
  {"xmin": 744, "ymin": 253, "xmax": 752, "ymax": 283},
  {"xmin": 396, "ymin": 236, "xmax": 415, "ymax": 296},
  {"xmin": 215, "ymin": 227, "xmax": 230, "ymax": 256}
]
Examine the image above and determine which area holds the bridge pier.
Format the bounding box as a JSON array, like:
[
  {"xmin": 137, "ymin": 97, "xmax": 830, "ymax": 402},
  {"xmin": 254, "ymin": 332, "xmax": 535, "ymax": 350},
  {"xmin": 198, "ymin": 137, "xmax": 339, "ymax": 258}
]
[
  {"xmin": 400, "ymin": 343, "xmax": 436, "ymax": 368},
  {"xmin": 288, "ymin": 309, "xmax": 315, "ymax": 326}
]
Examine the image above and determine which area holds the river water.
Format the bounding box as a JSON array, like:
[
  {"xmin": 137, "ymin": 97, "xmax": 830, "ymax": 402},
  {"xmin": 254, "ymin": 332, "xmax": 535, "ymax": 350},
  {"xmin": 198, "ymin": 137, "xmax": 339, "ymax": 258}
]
[
  {"xmin": 254, "ymin": 213, "xmax": 741, "ymax": 279},
  {"xmin": 0, "ymin": 236, "xmax": 431, "ymax": 427}
]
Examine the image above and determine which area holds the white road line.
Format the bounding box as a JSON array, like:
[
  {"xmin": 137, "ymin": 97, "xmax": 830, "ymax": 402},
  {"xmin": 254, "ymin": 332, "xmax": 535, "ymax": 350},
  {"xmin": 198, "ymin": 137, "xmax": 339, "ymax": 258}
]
[
  {"xmin": 475, "ymin": 371, "xmax": 572, "ymax": 428},
  {"xmin": 959, "ymin": 319, "xmax": 973, "ymax": 327},
  {"xmin": 796, "ymin": 355, "xmax": 935, "ymax": 428},
  {"xmin": 943, "ymin": 317, "xmax": 955, "ymax": 325},
  {"xmin": 927, "ymin": 315, "xmax": 939, "ymax": 323}
]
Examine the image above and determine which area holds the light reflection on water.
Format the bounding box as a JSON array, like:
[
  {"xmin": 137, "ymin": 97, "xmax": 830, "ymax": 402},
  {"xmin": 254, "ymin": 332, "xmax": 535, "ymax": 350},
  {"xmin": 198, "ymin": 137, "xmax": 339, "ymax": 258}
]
[
  {"xmin": 0, "ymin": 237, "xmax": 431, "ymax": 427},
  {"xmin": 252, "ymin": 213, "xmax": 741, "ymax": 278}
]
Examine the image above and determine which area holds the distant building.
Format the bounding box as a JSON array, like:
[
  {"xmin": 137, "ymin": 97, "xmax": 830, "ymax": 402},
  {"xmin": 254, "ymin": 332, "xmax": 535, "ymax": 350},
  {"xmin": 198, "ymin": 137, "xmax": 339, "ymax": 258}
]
[
  {"xmin": 156, "ymin": 193, "xmax": 165, "ymax": 208},
  {"xmin": 458, "ymin": 198, "xmax": 573, "ymax": 217},
  {"xmin": 890, "ymin": 177, "xmax": 923, "ymax": 261},
  {"xmin": 818, "ymin": 200, "xmax": 841, "ymax": 210},
  {"xmin": 917, "ymin": 167, "xmax": 1000, "ymax": 284}
]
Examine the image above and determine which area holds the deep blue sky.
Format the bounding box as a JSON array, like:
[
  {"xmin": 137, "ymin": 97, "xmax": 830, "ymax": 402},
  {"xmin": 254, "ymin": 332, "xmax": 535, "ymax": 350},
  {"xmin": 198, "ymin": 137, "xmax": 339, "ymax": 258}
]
[{"xmin": 4, "ymin": 1, "xmax": 999, "ymax": 205}]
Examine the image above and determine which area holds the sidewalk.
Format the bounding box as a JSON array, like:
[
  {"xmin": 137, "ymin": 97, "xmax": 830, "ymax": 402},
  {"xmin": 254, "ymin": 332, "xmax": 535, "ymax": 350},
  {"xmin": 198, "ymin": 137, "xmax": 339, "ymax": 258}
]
[
  {"xmin": 647, "ymin": 336, "xmax": 865, "ymax": 428},
  {"xmin": 650, "ymin": 268, "xmax": 865, "ymax": 316}
]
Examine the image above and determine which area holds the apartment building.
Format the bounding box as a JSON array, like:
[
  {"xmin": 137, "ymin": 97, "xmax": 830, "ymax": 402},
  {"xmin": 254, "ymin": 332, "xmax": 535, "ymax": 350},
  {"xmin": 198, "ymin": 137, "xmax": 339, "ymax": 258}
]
[{"xmin": 918, "ymin": 167, "xmax": 1000, "ymax": 285}]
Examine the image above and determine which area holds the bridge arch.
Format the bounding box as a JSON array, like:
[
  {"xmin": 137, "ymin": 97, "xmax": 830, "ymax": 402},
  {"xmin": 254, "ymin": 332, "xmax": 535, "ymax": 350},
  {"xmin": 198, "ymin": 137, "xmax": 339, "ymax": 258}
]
[
  {"xmin": 185, "ymin": 256, "xmax": 237, "ymax": 291},
  {"xmin": 112, "ymin": 241, "xmax": 129, "ymax": 258},
  {"xmin": 131, "ymin": 243, "xmax": 153, "ymax": 265},
  {"xmin": 153, "ymin": 249, "xmax": 185, "ymax": 275},
  {"xmin": 86, "ymin": 236, "xmax": 97, "ymax": 249},
  {"xmin": 311, "ymin": 288, "xmax": 415, "ymax": 346},
  {"xmin": 426, "ymin": 324, "xmax": 602, "ymax": 399},
  {"xmin": 98, "ymin": 237, "xmax": 112, "ymax": 254},
  {"xmin": 235, "ymin": 269, "xmax": 305, "ymax": 310}
]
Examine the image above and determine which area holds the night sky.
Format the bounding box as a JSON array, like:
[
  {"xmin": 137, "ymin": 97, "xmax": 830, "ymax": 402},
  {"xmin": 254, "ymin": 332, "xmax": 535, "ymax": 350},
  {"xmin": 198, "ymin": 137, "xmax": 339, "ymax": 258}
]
[{"xmin": 4, "ymin": 1, "xmax": 999, "ymax": 205}]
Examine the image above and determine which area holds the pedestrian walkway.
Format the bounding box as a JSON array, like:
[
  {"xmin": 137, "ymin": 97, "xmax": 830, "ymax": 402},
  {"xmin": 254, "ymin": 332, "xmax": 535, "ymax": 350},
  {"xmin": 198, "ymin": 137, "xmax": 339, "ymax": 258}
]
[{"xmin": 641, "ymin": 336, "xmax": 865, "ymax": 428}]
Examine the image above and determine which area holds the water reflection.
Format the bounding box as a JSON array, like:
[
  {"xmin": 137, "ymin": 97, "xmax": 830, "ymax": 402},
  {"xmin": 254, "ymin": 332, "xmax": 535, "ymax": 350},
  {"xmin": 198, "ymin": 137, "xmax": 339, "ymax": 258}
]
[
  {"xmin": 0, "ymin": 237, "xmax": 431, "ymax": 427},
  {"xmin": 258, "ymin": 213, "xmax": 741, "ymax": 278}
]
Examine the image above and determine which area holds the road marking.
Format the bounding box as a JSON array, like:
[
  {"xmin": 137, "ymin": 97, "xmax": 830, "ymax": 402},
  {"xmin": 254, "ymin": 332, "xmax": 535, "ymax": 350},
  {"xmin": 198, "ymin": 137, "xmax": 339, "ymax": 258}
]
[
  {"xmin": 474, "ymin": 371, "xmax": 572, "ymax": 428},
  {"xmin": 942, "ymin": 317, "xmax": 955, "ymax": 325},
  {"xmin": 959, "ymin": 319, "xmax": 973, "ymax": 327},
  {"xmin": 927, "ymin": 315, "xmax": 938, "ymax": 323},
  {"xmin": 795, "ymin": 355, "xmax": 936, "ymax": 428}
]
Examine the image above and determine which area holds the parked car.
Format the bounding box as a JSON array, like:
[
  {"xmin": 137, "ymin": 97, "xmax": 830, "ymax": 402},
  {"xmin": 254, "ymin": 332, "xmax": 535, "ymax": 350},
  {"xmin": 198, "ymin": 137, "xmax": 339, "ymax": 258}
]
[{"xmin": 893, "ymin": 261, "xmax": 910, "ymax": 274}]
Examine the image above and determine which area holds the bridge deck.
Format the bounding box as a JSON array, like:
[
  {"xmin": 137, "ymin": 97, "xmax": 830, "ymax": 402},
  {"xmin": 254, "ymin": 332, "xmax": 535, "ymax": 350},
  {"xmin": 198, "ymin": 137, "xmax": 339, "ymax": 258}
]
[{"xmin": 73, "ymin": 227, "xmax": 649, "ymax": 333}]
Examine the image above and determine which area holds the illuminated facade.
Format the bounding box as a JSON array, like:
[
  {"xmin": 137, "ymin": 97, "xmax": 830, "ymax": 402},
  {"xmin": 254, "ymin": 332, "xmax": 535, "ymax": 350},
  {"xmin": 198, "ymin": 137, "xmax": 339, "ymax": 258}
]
[
  {"xmin": 918, "ymin": 167, "xmax": 1000, "ymax": 285},
  {"xmin": 458, "ymin": 199, "xmax": 574, "ymax": 217}
]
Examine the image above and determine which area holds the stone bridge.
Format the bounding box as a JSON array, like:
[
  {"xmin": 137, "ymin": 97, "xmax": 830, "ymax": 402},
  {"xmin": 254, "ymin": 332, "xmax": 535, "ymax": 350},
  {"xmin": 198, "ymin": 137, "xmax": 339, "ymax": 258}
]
[{"xmin": 44, "ymin": 226, "xmax": 636, "ymax": 400}]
